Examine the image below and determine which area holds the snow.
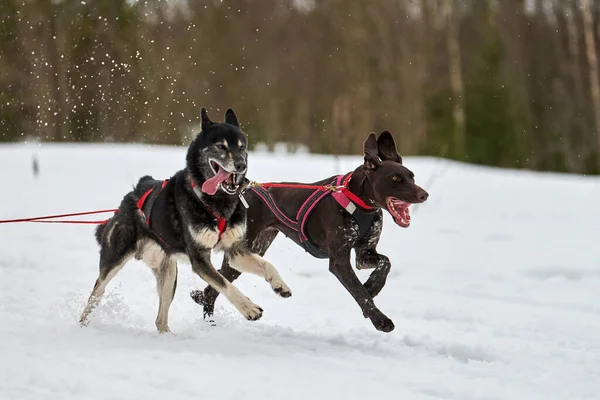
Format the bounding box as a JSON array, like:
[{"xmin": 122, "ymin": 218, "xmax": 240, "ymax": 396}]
[{"xmin": 1, "ymin": 142, "xmax": 599, "ymax": 400}]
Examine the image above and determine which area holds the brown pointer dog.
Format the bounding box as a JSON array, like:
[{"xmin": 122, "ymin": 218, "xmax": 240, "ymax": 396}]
[{"xmin": 191, "ymin": 131, "xmax": 428, "ymax": 332}]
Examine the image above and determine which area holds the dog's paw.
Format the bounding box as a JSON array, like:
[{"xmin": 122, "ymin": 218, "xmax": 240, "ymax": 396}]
[
  {"xmin": 371, "ymin": 313, "xmax": 395, "ymax": 333},
  {"xmin": 273, "ymin": 286, "xmax": 292, "ymax": 298},
  {"xmin": 267, "ymin": 276, "xmax": 292, "ymax": 298},
  {"xmin": 202, "ymin": 308, "xmax": 214, "ymax": 320},
  {"xmin": 190, "ymin": 289, "xmax": 206, "ymax": 305},
  {"xmin": 272, "ymin": 282, "xmax": 292, "ymax": 298},
  {"xmin": 157, "ymin": 326, "xmax": 172, "ymax": 334},
  {"xmin": 238, "ymin": 300, "xmax": 263, "ymax": 321}
]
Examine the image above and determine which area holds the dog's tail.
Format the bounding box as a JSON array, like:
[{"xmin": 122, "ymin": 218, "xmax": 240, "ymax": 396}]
[
  {"xmin": 138, "ymin": 175, "xmax": 154, "ymax": 184},
  {"xmin": 93, "ymin": 175, "xmax": 156, "ymax": 246}
]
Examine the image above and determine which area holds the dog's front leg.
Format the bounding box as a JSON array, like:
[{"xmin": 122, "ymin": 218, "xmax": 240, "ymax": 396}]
[
  {"xmin": 192, "ymin": 262, "xmax": 241, "ymax": 319},
  {"xmin": 354, "ymin": 212, "xmax": 390, "ymax": 298},
  {"xmin": 356, "ymin": 249, "xmax": 391, "ymax": 298},
  {"xmin": 192, "ymin": 228, "xmax": 280, "ymax": 318},
  {"xmin": 329, "ymin": 248, "xmax": 395, "ymax": 333},
  {"xmin": 188, "ymin": 247, "xmax": 263, "ymax": 321},
  {"xmin": 226, "ymin": 242, "xmax": 292, "ymax": 298}
]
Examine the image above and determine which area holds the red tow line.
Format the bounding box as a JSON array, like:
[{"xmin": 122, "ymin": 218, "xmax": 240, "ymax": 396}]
[{"xmin": 0, "ymin": 209, "xmax": 118, "ymax": 225}]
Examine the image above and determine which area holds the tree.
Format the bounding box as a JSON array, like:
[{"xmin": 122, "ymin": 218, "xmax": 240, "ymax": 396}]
[{"xmin": 582, "ymin": 0, "xmax": 600, "ymax": 171}]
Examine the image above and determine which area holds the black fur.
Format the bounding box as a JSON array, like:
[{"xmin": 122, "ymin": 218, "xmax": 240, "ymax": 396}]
[
  {"xmin": 80, "ymin": 108, "xmax": 291, "ymax": 332},
  {"xmin": 192, "ymin": 131, "xmax": 429, "ymax": 333}
]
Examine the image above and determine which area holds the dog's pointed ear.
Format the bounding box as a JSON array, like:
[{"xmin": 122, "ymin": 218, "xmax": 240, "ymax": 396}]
[
  {"xmin": 363, "ymin": 133, "xmax": 381, "ymax": 170},
  {"xmin": 225, "ymin": 108, "xmax": 239, "ymax": 127},
  {"xmin": 377, "ymin": 130, "xmax": 402, "ymax": 163},
  {"xmin": 201, "ymin": 108, "xmax": 213, "ymax": 130}
]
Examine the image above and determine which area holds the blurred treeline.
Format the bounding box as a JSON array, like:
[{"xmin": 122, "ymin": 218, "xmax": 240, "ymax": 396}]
[{"xmin": 1, "ymin": 0, "xmax": 600, "ymax": 174}]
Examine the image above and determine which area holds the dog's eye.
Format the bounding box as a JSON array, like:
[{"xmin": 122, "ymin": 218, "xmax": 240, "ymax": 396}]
[
  {"xmin": 216, "ymin": 143, "xmax": 226, "ymax": 150},
  {"xmin": 239, "ymin": 145, "xmax": 246, "ymax": 151},
  {"xmin": 391, "ymin": 175, "xmax": 403, "ymax": 183}
]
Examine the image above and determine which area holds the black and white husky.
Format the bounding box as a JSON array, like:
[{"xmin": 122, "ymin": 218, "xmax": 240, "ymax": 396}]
[{"xmin": 80, "ymin": 108, "xmax": 292, "ymax": 333}]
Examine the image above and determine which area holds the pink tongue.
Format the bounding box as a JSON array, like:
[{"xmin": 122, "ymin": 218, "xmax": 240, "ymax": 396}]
[{"xmin": 201, "ymin": 168, "xmax": 231, "ymax": 195}]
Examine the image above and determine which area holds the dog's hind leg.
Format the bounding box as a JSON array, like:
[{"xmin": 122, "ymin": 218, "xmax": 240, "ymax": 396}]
[
  {"xmin": 79, "ymin": 252, "xmax": 132, "ymax": 326},
  {"xmin": 153, "ymin": 257, "xmax": 177, "ymax": 333},
  {"xmin": 136, "ymin": 240, "xmax": 177, "ymax": 333},
  {"xmin": 80, "ymin": 216, "xmax": 136, "ymax": 326}
]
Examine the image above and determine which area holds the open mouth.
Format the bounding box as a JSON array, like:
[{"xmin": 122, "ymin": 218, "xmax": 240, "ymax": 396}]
[
  {"xmin": 211, "ymin": 161, "xmax": 239, "ymax": 194},
  {"xmin": 221, "ymin": 173, "xmax": 239, "ymax": 194},
  {"xmin": 201, "ymin": 161, "xmax": 239, "ymax": 195},
  {"xmin": 386, "ymin": 196, "xmax": 411, "ymax": 228}
]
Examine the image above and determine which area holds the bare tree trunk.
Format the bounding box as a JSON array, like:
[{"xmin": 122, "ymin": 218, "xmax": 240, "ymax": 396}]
[
  {"xmin": 582, "ymin": 0, "xmax": 600, "ymax": 170},
  {"xmin": 446, "ymin": 0, "xmax": 466, "ymax": 159},
  {"xmin": 24, "ymin": 5, "xmax": 53, "ymax": 141},
  {"xmin": 563, "ymin": 0, "xmax": 584, "ymax": 171},
  {"xmin": 43, "ymin": 0, "xmax": 68, "ymax": 142},
  {"xmin": 566, "ymin": 0, "xmax": 584, "ymax": 112},
  {"xmin": 332, "ymin": 94, "xmax": 351, "ymax": 173},
  {"xmin": 412, "ymin": 0, "xmax": 428, "ymax": 152}
]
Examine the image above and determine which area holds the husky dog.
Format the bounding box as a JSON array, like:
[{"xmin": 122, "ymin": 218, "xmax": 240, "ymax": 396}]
[{"xmin": 80, "ymin": 108, "xmax": 292, "ymax": 333}]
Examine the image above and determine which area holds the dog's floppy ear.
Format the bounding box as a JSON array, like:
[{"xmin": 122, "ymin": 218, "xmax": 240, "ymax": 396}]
[
  {"xmin": 225, "ymin": 108, "xmax": 239, "ymax": 127},
  {"xmin": 363, "ymin": 132, "xmax": 381, "ymax": 170},
  {"xmin": 377, "ymin": 130, "xmax": 402, "ymax": 163},
  {"xmin": 200, "ymin": 108, "xmax": 213, "ymax": 130}
]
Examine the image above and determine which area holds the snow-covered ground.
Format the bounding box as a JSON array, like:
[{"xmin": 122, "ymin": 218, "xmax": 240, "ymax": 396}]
[{"xmin": 1, "ymin": 142, "xmax": 599, "ymax": 400}]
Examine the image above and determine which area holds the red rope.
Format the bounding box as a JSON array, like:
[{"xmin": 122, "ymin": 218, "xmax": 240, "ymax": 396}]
[
  {"xmin": 256, "ymin": 182, "xmax": 335, "ymax": 191},
  {"xmin": 0, "ymin": 209, "xmax": 118, "ymax": 225},
  {"xmin": 27, "ymin": 219, "xmax": 112, "ymax": 224}
]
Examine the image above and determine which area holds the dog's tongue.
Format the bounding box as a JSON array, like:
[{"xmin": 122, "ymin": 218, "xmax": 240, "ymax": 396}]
[{"xmin": 201, "ymin": 168, "xmax": 231, "ymax": 195}]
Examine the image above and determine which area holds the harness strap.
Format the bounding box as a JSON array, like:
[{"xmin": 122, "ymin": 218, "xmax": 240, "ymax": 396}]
[
  {"xmin": 296, "ymin": 181, "xmax": 335, "ymax": 242},
  {"xmin": 136, "ymin": 188, "xmax": 155, "ymax": 212},
  {"xmin": 340, "ymin": 173, "xmax": 373, "ymax": 210},
  {"xmin": 249, "ymin": 186, "xmax": 298, "ymax": 232},
  {"xmin": 135, "ymin": 179, "xmax": 175, "ymax": 249},
  {"xmin": 138, "ymin": 179, "xmax": 169, "ymax": 226}
]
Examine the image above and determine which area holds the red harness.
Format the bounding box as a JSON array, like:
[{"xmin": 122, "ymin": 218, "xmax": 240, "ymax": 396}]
[
  {"xmin": 136, "ymin": 179, "xmax": 169, "ymax": 227},
  {"xmin": 248, "ymin": 172, "xmax": 375, "ymax": 259},
  {"xmin": 256, "ymin": 173, "xmax": 372, "ymax": 210}
]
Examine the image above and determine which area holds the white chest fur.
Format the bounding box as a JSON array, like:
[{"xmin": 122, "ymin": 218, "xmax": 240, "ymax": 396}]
[
  {"xmin": 216, "ymin": 224, "xmax": 246, "ymax": 250},
  {"xmin": 188, "ymin": 226, "xmax": 220, "ymax": 249},
  {"xmin": 188, "ymin": 223, "xmax": 246, "ymax": 250}
]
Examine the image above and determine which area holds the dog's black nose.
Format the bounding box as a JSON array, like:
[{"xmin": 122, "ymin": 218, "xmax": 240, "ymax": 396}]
[
  {"xmin": 418, "ymin": 190, "xmax": 429, "ymax": 202},
  {"xmin": 234, "ymin": 162, "xmax": 246, "ymax": 173}
]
